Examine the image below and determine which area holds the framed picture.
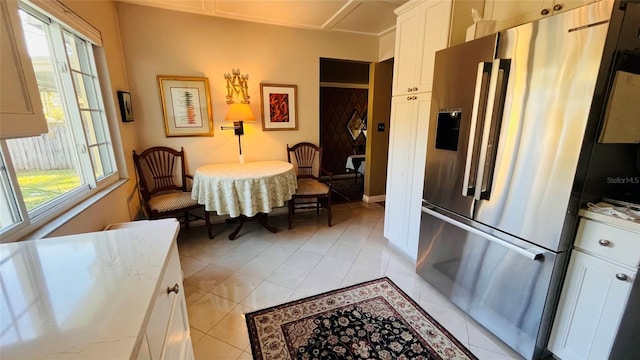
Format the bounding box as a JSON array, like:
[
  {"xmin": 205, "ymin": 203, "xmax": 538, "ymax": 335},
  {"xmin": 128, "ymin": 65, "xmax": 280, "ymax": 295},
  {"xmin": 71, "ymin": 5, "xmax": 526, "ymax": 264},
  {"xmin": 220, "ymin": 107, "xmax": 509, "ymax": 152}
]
[
  {"xmin": 117, "ymin": 91, "xmax": 134, "ymax": 122},
  {"xmin": 346, "ymin": 109, "xmax": 363, "ymax": 140},
  {"xmin": 157, "ymin": 75, "xmax": 214, "ymax": 137},
  {"xmin": 260, "ymin": 83, "xmax": 298, "ymax": 131}
]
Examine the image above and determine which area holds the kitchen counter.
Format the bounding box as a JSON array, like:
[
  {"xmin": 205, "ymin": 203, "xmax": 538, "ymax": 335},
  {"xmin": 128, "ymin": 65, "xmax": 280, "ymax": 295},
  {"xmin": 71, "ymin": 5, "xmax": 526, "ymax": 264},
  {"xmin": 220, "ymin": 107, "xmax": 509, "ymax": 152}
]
[
  {"xmin": 579, "ymin": 208, "xmax": 640, "ymax": 233},
  {"xmin": 0, "ymin": 219, "xmax": 180, "ymax": 359}
]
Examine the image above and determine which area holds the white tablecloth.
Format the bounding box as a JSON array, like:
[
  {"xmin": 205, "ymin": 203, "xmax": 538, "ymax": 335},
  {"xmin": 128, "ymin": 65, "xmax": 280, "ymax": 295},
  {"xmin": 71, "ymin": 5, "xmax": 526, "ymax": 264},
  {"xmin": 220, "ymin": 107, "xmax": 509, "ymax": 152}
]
[
  {"xmin": 191, "ymin": 161, "xmax": 297, "ymax": 217},
  {"xmin": 346, "ymin": 154, "xmax": 365, "ymax": 175}
]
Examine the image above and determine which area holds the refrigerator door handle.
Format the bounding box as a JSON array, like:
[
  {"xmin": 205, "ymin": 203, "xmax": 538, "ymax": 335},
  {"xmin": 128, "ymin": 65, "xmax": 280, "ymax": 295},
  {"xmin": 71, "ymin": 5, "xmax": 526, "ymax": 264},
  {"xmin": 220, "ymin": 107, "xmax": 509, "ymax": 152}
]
[
  {"xmin": 422, "ymin": 206, "xmax": 543, "ymax": 260},
  {"xmin": 462, "ymin": 62, "xmax": 493, "ymax": 197},
  {"xmin": 474, "ymin": 58, "xmax": 511, "ymax": 201}
]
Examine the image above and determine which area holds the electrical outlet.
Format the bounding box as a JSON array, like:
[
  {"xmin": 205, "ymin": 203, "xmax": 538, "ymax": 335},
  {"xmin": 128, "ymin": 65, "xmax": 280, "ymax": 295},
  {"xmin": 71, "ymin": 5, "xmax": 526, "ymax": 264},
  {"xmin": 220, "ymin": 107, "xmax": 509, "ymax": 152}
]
[{"xmin": 378, "ymin": 123, "xmax": 385, "ymax": 132}]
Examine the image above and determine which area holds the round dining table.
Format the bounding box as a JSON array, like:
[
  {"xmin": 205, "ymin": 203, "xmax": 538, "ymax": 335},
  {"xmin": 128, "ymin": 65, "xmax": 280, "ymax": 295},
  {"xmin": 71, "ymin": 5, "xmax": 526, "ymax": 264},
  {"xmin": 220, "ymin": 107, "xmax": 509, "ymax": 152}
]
[{"xmin": 191, "ymin": 160, "xmax": 297, "ymax": 239}]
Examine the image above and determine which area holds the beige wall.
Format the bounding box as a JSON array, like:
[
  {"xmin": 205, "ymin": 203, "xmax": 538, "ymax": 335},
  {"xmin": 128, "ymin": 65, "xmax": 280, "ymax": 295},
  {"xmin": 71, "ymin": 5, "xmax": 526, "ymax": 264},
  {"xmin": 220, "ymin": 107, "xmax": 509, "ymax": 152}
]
[
  {"xmin": 450, "ymin": 0, "xmax": 486, "ymax": 46},
  {"xmin": 115, "ymin": 3, "xmax": 380, "ymax": 171},
  {"xmin": 378, "ymin": 31, "xmax": 396, "ymax": 61},
  {"xmin": 33, "ymin": 0, "xmax": 482, "ymax": 237},
  {"xmin": 45, "ymin": 0, "xmax": 139, "ymax": 236},
  {"xmin": 365, "ymin": 60, "xmax": 393, "ymax": 197}
]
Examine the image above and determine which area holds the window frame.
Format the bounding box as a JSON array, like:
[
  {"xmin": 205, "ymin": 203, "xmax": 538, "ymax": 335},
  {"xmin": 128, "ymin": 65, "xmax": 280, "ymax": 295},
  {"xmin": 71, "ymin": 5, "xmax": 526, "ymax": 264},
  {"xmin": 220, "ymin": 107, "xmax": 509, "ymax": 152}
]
[{"xmin": 0, "ymin": 2, "xmax": 122, "ymax": 242}]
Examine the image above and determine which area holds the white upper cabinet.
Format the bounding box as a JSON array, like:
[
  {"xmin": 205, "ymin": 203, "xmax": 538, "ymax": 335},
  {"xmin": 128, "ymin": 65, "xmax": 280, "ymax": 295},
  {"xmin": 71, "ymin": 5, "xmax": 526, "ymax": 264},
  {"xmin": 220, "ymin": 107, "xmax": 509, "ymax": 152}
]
[
  {"xmin": 485, "ymin": 0, "xmax": 596, "ymax": 31},
  {"xmin": 0, "ymin": 0, "xmax": 47, "ymax": 139},
  {"xmin": 392, "ymin": 0, "xmax": 452, "ymax": 96}
]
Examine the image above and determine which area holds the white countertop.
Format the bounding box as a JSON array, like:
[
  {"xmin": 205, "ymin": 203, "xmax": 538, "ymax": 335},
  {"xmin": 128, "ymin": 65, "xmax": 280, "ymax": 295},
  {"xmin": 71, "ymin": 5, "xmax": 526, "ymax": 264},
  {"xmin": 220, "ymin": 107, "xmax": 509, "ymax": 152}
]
[
  {"xmin": 579, "ymin": 208, "xmax": 640, "ymax": 233},
  {"xmin": 0, "ymin": 219, "xmax": 179, "ymax": 359}
]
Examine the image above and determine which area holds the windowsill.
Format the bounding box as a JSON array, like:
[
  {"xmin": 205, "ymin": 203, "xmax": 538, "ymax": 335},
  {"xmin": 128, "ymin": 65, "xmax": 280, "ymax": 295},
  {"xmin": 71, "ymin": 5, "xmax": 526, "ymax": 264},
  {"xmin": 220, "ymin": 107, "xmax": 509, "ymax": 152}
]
[{"xmin": 19, "ymin": 178, "xmax": 128, "ymax": 241}]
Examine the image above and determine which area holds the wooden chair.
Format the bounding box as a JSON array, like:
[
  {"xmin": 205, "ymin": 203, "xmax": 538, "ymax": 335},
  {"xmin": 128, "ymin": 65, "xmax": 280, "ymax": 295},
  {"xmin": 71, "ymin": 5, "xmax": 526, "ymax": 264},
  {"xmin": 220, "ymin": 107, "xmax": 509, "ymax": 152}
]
[
  {"xmin": 133, "ymin": 146, "xmax": 213, "ymax": 238},
  {"xmin": 287, "ymin": 142, "xmax": 332, "ymax": 229}
]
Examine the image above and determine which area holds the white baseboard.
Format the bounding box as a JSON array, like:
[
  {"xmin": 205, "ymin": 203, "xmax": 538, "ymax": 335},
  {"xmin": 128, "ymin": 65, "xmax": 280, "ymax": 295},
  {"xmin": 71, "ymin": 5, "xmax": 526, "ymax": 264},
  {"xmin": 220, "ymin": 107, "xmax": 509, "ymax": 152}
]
[{"xmin": 363, "ymin": 194, "xmax": 385, "ymax": 203}]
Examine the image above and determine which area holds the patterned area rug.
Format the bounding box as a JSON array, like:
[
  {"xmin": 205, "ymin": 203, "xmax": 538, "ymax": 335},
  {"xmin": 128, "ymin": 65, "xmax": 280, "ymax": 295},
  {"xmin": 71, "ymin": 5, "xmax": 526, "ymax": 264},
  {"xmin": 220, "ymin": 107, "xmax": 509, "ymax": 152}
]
[{"xmin": 245, "ymin": 277, "xmax": 478, "ymax": 360}]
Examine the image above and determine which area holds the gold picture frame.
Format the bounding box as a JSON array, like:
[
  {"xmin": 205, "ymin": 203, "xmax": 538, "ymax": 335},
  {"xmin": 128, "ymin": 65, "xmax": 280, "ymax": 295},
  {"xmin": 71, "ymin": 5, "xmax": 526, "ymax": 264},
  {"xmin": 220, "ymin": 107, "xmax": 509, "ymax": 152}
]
[
  {"xmin": 157, "ymin": 75, "xmax": 213, "ymax": 137},
  {"xmin": 260, "ymin": 83, "xmax": 298, "ymax": 131}
]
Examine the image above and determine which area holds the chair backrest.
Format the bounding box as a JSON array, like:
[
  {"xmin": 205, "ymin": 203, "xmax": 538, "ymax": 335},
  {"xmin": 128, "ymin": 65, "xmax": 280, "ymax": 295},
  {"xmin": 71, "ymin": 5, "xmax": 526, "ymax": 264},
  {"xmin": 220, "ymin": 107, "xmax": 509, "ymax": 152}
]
[
  {"xmin": 287, "ymin": 142, "xmax": 322, "ymax": 180},
  {"xmin": 133, "ymin": 146, "xmax": 188, "ymax": 202},
  {"xmin": 352, "ymin": 144, "xmax": 365, "ymax": 155}
]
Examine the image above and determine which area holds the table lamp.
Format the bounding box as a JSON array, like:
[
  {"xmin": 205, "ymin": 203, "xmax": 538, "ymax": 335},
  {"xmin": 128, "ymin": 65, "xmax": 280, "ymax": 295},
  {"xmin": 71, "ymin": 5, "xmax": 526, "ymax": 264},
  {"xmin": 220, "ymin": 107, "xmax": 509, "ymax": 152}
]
[{"xmin": 221, "ymin": 103, "xmax": 254, "ymax": 164}]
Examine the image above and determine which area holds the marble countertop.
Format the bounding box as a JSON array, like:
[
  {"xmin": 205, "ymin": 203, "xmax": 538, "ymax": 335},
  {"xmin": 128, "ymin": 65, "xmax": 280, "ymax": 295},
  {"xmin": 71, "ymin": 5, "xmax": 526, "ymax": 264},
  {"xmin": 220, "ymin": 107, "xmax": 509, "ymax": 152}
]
[{"xmin": 0, "ymin": 219, "xmax": 179, "ymax": 359}]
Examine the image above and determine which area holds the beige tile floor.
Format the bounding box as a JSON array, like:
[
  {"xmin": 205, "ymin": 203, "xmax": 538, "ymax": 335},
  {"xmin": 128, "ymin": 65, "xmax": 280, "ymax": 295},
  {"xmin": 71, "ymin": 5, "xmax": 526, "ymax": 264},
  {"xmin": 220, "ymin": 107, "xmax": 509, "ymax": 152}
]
[{"xmin": 177, "ymin": 202, "xmax": 524, "ymax": 360}]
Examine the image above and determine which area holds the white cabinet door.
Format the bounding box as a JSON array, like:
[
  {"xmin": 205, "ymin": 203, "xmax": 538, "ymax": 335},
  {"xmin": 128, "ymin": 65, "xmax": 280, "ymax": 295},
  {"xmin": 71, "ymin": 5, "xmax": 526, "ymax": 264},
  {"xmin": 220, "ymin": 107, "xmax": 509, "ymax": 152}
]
[
  {"xmin": 393, "ymin": 4, "xmax": 425, "ymax": 96},
  {"xmin": 161, "ymin": 291, "xmax": 193, "ymax": 360},
  {"xmin": 392, "ymin": 0, "xmax": 451, "ymax": 96},
  {"xmin": 136, "ymin": 334, "xmax": 152, "ymax": 360},
  {"xmin": 0, "ymin": 0, "xmax": 47, "ymax": 139},
  {"xmin": 486, "ymin": 0, "xmax": 595, "ymax": 31},
  {"xmin": 548, "ymin": 250, "xmax": 634, "ymax": 360},
  {"xmin": 418, "ymin": 0, "xmax": 451, "ymax": 94},
  {"xmin": 550, "ymin": 0, "xmax": 597, "ymax": 14},
  {"xmin": 143, "ymin": 242, "xmax": 193, "ymax": 360},
  {"xmin": 384, "ymin": 93, "xmax": 431, "ymax": 258}
]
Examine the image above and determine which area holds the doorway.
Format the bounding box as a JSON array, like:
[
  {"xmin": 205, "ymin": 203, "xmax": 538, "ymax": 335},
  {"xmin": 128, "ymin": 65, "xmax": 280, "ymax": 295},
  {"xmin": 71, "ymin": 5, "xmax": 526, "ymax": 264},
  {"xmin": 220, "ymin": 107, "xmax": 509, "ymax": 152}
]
[{"xmin": 319, "ymin": 58, "xmax": 369, "ymax": 201}]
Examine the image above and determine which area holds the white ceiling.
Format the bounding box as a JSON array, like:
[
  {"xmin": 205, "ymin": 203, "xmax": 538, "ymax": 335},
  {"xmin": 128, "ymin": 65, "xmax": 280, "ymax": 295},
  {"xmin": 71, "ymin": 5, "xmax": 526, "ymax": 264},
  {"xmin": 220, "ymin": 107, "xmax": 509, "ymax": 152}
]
[{"xmin": 115, "ymin": 0, "xmax": 409, "ymax": 36}]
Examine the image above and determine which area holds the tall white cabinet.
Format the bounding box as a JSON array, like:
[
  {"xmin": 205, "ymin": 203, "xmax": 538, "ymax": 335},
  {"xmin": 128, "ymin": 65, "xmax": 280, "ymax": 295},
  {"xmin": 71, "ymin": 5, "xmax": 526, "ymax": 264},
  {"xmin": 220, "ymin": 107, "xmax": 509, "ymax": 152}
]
[{"xmin": 385, "ymin": 0, "xmax": 451, "ymax": 259}]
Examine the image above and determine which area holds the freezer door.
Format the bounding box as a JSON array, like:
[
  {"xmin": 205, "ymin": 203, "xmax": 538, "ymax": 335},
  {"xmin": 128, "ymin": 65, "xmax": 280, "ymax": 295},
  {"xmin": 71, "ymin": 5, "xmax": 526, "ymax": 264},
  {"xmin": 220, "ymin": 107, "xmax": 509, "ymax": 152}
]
[
  {"xmin": 473, "ymin": 0, "xmax": 614, "ymax": 251},
  {"xmin": 423, "ymin": 35, "xmax": 497, "ymax": 218},
  {"xmin": 416, "ymin": 205, "xmax": 563, "ymax": 360}
]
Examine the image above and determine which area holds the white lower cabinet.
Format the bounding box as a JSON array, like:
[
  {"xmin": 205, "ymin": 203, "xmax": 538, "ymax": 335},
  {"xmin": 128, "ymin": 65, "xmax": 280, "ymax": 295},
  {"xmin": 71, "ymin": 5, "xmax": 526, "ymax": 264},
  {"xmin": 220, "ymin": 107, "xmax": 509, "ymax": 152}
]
[
  {"xmin": 137, "ymin": 334, "xmax": 152, "ymax": 360},
  {"xmin": 384, "ymin": 93, "xmax": 431, "ymax": 258},
  {"xmin": 137, "ymin": 242, "xmax": 194, "ymax": 360},
  {"xmin": 548, "ymin": 217, "xmax": 638, "ymax": 360}
]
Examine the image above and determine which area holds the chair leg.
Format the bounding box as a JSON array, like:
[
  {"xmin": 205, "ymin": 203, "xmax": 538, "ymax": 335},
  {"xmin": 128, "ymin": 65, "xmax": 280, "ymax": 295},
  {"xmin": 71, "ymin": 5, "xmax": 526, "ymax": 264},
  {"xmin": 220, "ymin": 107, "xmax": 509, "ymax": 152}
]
[
  {"xmin": 204, "ymin": 210, "xmax": 214, "ymax": 239},
  {"xmin": 184, "ymin": 211, "xmax": 190, "ymax": 229},
  {"xmin": 327, "ymin": 195, "xmax": 332, "ymax": 227},
  {"xmin": 316, "ymin": 198, "xmax": 320, "ymax": 214},
  {"xmin": 288, "ymin": 199, "xmax": 294, "ymax": 230}
]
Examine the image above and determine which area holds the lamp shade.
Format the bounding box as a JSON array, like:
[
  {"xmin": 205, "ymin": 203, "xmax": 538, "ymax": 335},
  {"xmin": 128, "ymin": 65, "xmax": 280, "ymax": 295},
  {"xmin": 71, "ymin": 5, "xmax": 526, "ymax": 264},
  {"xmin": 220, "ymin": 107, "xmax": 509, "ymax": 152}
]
[{"xmin": 225, "ymin": 103, "xmax": 255, "ymax": 122}]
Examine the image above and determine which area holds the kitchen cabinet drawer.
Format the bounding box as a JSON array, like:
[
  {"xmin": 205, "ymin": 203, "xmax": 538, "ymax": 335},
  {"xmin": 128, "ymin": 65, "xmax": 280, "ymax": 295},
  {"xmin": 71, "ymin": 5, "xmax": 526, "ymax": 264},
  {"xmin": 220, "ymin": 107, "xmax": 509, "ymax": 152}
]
[{"xmin": 574, "ymin": 219, "xmax": 640, "ymax": 268}]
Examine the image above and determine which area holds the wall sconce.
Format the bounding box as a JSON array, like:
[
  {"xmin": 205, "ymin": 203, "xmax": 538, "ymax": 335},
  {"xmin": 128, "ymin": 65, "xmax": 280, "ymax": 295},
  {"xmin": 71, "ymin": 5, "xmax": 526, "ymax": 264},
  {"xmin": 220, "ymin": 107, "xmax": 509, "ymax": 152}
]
[
  {"xmin": 224, "ymin": 68, "xmax": 250, "ymax": 104},
  {"xmin": 221, "ymin": 103, "xmax": 255, "ymax": 164},
  {"xmin": 222, "ymin": 69, "xmax": 254, "ymax": 163}
]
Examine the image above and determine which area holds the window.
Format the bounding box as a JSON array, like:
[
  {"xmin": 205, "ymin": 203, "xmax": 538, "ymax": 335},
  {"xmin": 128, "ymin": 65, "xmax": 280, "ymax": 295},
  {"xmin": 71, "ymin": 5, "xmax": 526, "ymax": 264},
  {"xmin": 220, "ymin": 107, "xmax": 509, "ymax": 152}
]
[{"xmin": 0, "ymin": 4, "xmax": 117, "ymax": 239}]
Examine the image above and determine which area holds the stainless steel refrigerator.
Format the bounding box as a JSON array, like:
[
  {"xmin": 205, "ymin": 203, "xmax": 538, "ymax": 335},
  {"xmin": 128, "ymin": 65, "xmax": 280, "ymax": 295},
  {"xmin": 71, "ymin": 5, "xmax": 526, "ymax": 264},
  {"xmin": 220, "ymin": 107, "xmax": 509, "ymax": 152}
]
[{"xmin": 416, "ymin": 1, "xmax": 626, "ymax": 359}]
